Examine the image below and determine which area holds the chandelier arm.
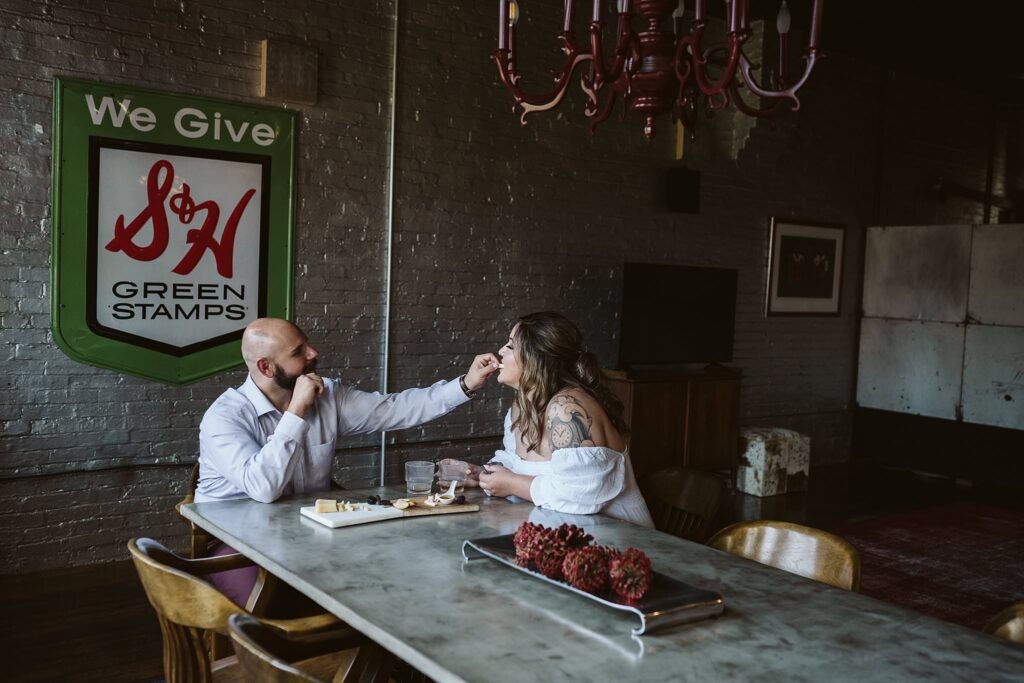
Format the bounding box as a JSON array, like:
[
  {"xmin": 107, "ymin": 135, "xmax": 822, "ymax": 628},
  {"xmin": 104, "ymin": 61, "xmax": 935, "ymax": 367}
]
[
  {"xmin": 697, "ymin": 44, "xmax": 733, "ymax": 110},
  {"xmin": 586, "ymin": 81, "xmax": 621, "ymax": 134},
  {"xmin": 581, "ymin": 66, "xmax": 598, "ymax": 110},
  {"xmin": 594, "ymin": 69, "xmax": 631, "ymax": 118},
  {"xmin": 674, "ymin": 32, "xmax": 698, "ymax": 113},
  {"xmin": 737, "ymin": 50, "xmax": 821, "ymax": 109},
  {"xmin": 689, "ymin": 21, "xmax": 749, "ymax": 99},
  {"xmin": 589, "ymin": 13, "xmax": 634, "ymax": 89},
  {"xmin": 674, "ymin": 32, "xmax": 694, "ymax": 83},
  {"xmin": 492, "ymin": 47, "xmax": 593, "ymax": 117},
  {"xmin": 728, "ymin": 80, "xmax": 784, "ymax": 118}
]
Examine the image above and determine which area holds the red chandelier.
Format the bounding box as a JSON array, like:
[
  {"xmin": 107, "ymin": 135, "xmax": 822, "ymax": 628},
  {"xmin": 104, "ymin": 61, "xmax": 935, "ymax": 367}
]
[{"xmin": 492, "ymin": 0, "xmax": 824, "ymax": 139}]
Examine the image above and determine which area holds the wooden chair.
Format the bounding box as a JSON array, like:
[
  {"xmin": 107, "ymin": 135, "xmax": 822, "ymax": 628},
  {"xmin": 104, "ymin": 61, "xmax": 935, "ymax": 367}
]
[
  {"xmin": 129, "ymin": 537, "xmax": 347, "ymax": 682},
  {"xmin": 229, "ymin": 613, "xmax": 394, "ymax": 682},
  {"xmin": 707, "ymin": 520, "xmax": 861, "ymax": 591},
  {"xmin": 985, "ymin": 602, "xmax": 1024, "ymax": 644},
  {"xmin": 640, "ymin": 466, "xmax": 727, "ymax": 543},
  {"xmin": 176, "ymin": 462, "xmax": 213, "ymax": 559}
]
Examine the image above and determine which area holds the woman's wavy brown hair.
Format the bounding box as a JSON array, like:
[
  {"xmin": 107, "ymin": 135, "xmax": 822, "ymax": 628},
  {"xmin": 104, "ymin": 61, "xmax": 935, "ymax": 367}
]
[{"xmin": 510, "ymin": 311, "xmax": 628, "ymax": 453}]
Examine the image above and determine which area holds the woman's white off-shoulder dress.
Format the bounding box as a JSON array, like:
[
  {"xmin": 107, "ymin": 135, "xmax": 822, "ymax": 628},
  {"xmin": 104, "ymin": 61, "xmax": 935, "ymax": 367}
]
[{"xmin": 488, "ymin": 410, "xmax": 654, "ymax": 528}]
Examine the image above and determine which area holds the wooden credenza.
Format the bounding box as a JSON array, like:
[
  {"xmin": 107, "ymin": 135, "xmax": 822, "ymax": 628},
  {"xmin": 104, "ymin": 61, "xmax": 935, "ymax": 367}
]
[{"xmin": 604, "ymin": 366, "xmax": 741, "ymax": 481}]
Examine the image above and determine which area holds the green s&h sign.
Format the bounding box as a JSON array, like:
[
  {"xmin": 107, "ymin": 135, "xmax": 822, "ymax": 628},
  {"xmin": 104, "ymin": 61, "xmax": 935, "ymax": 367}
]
[{"xmin": 51, "ymin": 78, "xmax": 296, "ymax": 384}]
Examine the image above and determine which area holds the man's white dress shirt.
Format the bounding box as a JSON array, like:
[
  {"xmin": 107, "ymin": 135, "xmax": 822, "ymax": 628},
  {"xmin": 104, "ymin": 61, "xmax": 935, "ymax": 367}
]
[{"xmin": 196, "ymin": 375, "xmax": 469, "ymax": 503}]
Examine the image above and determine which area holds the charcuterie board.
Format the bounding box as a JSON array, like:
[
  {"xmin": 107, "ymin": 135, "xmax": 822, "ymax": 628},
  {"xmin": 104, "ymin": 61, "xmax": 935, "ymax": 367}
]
[{"xmin": 301, "ymin": 498, "xmax": 480, "ymax": 528}]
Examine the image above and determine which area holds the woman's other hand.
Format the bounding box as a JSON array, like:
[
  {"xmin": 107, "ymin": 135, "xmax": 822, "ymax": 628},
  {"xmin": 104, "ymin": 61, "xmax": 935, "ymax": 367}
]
[{"xmin": 479, "ymin": 465, "xmax": 534, "ymax": 500}]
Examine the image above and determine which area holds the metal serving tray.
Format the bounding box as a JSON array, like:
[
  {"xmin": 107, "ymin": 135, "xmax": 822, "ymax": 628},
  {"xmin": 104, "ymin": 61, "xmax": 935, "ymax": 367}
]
[{"xmin": 462, "ymin": 535, "xmax": 724, "ymax": 635}]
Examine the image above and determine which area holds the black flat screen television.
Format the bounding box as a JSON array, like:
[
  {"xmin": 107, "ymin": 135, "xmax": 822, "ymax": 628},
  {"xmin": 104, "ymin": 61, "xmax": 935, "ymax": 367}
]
[{"xmin": 618, "ymin": 263, "xmax": 738, "ymax": 368}]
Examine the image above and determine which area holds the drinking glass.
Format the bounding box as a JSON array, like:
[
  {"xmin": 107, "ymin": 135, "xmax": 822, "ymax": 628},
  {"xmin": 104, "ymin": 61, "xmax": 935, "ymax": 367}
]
[
  {"xmin": 438, "ymin": 460, "xmax": 468, "ymax": 495},
  {"xmin": 405, "ymin": 460, "xmax": 435, "ymax": 494}
]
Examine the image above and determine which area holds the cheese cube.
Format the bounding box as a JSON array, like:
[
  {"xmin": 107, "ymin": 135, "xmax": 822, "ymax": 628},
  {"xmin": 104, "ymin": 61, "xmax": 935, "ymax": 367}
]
[{"xmin": 314, "ymin": 499, "xmax": 339, "ymax": 513}]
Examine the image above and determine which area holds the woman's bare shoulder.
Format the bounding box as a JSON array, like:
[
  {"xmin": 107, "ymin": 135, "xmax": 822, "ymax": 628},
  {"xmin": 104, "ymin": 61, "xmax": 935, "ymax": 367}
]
[
  {"xmin": 545, "ymin": 389, "xmax": 609, "ymax": 450},
  {"xmin": 548, "ymin": 387, "xmax": 604, "ymax": 415}
]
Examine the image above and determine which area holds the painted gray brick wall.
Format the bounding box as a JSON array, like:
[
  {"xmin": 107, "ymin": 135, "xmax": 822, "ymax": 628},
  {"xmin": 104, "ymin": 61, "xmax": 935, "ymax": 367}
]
[{"xmin": 0, "ymin": 1, "xmax": 997, "ymax": 573}]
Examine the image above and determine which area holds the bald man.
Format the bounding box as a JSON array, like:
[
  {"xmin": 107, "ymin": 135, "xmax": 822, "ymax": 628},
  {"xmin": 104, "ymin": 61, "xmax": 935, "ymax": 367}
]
[
  {"xmin": 196, "ymin": 318, "xmax": 499, "ymax": 505},
  {"xmin": 196, "ymin": 318, "xmax": 498, "ymax": 608}
]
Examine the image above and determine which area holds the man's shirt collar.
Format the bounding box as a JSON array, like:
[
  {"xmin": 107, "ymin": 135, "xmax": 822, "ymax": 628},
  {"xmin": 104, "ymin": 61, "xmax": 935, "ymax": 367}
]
[{"xmin": 239, "ymin": 375, "xmax": 280, "ymax": 417}]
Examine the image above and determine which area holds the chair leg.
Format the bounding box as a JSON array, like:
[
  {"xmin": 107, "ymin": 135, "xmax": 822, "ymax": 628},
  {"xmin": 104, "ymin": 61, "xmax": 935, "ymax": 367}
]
[
  {"xmin": 204, "ymin": 629, "xmax": 233, "ymax": 662},
  {"xmin": 246, "ymin": 567, "xmax": 279, "ymax": 616},
  {"xmin": 388, "ymin": 656, "xmax": 433, "ymax": 683},
  {"xmin": 158, "ymin": 615, "xmax": 214, "ymax": 683},
  {"xmin": 344, "ymin": 642, "xmax": 395, "ymax": 683}
]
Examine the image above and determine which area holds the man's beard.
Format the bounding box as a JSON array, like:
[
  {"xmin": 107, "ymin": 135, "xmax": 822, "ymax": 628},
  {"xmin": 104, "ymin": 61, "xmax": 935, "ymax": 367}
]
[{"xmin": 273, "ymin": 359, "xmax": 318, "ymax": 391}]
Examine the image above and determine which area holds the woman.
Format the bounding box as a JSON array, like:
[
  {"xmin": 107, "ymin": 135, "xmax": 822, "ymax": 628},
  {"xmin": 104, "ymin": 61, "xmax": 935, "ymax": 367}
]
[{"xmin": 446, "ymin": 312, "xmax": 654, "ymax": 527}]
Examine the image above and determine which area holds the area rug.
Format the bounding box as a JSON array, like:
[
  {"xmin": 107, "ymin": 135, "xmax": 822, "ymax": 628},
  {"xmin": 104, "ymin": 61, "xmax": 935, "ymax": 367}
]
[{"xmin": 833, "ymin": 501, "xmax": 1024, "ymax": 630}]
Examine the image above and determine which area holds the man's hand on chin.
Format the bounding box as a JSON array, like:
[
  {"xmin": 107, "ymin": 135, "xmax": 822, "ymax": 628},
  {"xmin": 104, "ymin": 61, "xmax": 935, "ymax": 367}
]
[{"xmin": 287, "ymin": 373, "xmax": 324, "ymax": 418}]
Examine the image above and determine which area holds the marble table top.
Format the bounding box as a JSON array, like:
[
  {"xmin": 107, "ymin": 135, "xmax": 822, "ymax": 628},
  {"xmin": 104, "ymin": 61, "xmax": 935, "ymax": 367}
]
[{"xmin": 182, "ymin": 487, "xmax": 1024, "ymax": 683}]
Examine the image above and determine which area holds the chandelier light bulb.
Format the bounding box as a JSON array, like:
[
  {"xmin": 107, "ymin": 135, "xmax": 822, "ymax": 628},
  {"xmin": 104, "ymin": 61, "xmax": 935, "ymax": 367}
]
[
  {"xmin": 776, "ymin": 0, "xmax": 791, "ymax": 35},
  {"xmin": 672, "ymin": 0, "xmax": 686, "ymax": 36},
  {"xmin": 509, "ymin": 0, "xmax": 520, "ymax": 27}
]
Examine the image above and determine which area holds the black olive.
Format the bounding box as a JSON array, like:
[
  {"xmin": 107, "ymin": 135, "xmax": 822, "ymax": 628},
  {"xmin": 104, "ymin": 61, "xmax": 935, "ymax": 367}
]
[
  {"xmin": 455, "ymin": 495, "xmax": 466, "ymax": 505},
  {"xmin": 379, "ymin": 499, "xmax": 391, "ymax": 506},
  {"xmin": 367, "ymin": 495, "xmax": 380, "ymax": 505}
]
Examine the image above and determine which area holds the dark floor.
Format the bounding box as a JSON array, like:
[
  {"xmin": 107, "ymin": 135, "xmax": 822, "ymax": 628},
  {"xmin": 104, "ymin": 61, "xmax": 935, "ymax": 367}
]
[
  {"xmin": 4, "ymin": 459, "xmax": 1021, "ymax": 683},
  {"xmin": 3, "ymin": 559, "xmax": 164, "ymax": 683},
  {"xmin": 729, "ymin": 458, "xmax": 1024, "ymax": 533}
]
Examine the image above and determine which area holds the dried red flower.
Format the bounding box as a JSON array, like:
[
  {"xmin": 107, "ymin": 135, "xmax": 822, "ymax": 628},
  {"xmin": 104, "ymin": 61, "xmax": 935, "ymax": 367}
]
[
  {"xmin": 562, "ymin": 546, "xmax": 611, "ymax": 593},
  {"xmin": 608, "ymin": 547, "xmax": 653, "ymax": 601}
]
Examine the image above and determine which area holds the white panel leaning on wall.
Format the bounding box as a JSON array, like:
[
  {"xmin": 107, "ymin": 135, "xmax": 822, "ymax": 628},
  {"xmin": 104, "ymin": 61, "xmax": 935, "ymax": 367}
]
[{"xmin": 857, "ymin": 223, "xmax": 1024, "ymax": 430}]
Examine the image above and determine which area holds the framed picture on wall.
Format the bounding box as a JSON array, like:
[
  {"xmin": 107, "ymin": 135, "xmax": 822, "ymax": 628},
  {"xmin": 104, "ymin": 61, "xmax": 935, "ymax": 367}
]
[{"xmin": 765, "ymin": 217, "xmax": 845, "ymax": 316}]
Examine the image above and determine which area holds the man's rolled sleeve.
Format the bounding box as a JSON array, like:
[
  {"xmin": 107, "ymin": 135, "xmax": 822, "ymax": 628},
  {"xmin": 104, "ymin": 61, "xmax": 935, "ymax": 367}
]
[{"xmin": 274, "ymin": 411, "xmax": 309, "ymax": 442}]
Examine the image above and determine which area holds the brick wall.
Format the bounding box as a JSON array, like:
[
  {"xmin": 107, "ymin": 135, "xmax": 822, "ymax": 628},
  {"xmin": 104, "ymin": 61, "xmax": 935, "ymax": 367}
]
[
  {"xmin": 0, "ymin": 1, "xmax": 1001, "ymax": 573},
  {"xmin": 878, "ymin": 71, "xmax": 995, "ymax": 226}
]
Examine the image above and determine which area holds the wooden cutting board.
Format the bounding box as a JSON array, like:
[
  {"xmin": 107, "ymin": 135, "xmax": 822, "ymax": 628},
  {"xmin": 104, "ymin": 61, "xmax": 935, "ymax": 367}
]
[
  {"xmin": 400, "ymin": 500, "xmax": 480, "ymax": 518},
  {"xmin": 300, "ymin": 497, "xmax": 480, "ymax": 528}
]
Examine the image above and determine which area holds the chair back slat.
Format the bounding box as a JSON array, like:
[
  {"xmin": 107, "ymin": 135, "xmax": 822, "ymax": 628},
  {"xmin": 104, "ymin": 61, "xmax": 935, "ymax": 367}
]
[
  {"xmin": 641, "ymin": 467, "xmax": 727, "ymax": 543},
  {"xmin": 229, "ymin": 613, "xmax": 383, "ymax": 683},
  {"xmin": 985, "ymin": 602, "xmax": 1024, "ymax": 644},
  {"xmin": 231, "ymin": 615, "xmax": 329, "ymax": 682},
  {"xmin": 130, "ymin": 537, "xmax": 240, "ymax": 631},
  {"xmin": 708, "ymin": 520, "xmax": 861, "ymax": 591}
]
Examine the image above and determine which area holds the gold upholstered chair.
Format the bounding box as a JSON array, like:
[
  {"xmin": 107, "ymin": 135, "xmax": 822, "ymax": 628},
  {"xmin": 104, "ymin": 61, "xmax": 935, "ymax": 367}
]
[
  {"xmin": 985, "ymin": 602, "xmax": 1024, "ymax": 645},
  {"xmin": 229, "ymin": 613, "xmax": 394, "ymax": 682},
  {"xmin": 707, "ymin": 520, "xmax": 861, "ymax": 591},
  {"xmin": 129, "ymin": 537, "xmax": 354, "ymax": 682},
  {"xmin": 641, "ymin": 466, "xmax": 727, "ymax": 543}
]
